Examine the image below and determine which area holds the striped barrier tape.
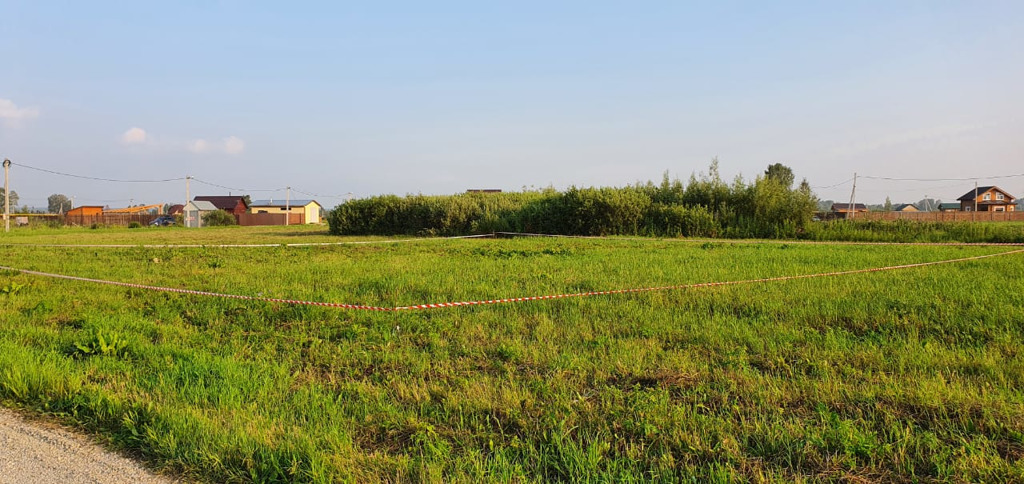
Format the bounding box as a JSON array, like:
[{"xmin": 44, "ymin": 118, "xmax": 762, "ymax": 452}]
[
  {"xmin": 0, "ymin": 234, "xmax": 493, "ymax": 249},
  {"xmin": 493, "ymin": 232, "xmax": 1024, "ymax": 247},
  {"xmin": 5, "ymin": 232, "xmax": 1023, "ymax": 249},
  {"xmin": 2, "ymin": 248, "xmax": 1021, "ymax": 311}
]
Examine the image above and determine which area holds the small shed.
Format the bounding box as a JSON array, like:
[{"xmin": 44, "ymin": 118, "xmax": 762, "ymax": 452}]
[
  {"xmin": 183, "ymin": 200, "xmax": 218, "ymax": 228},
  {"xmin": 937, "ymin": 203, "xmax": 960, "ymax": 212},
  {"xmin": 893, "ymin": 203, "xmax": 919, "ymax": 212}
]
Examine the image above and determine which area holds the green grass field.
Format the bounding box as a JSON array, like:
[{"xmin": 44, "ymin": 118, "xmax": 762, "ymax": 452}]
[{"xmin": 1, "ymin": 226, "xmax": 1023, "ymax": 482}]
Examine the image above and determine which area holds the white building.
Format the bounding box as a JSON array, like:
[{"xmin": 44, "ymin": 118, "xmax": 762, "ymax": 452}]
[{"xmin": 182, "ymin": 200, "xmax": 218, "ymax": 228}]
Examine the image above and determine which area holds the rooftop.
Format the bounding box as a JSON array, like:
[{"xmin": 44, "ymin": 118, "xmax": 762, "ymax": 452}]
[{"xmin": 250, "ymin": 199, "xmax": 320, "ymax": 207}]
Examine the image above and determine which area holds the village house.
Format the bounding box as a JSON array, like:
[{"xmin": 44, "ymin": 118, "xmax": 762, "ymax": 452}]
[
  {"xmin": 893, "ymin": 203, "xmax": 919, "ymax": 212},
  {"xmin": 65, "ymin": 206, "xmax": 104, "ymax": 217},
  {"xmin": 193, "ymin": 196, "xmax": 249, "ymax": 221},
  {"xmin": 103, "ymin": 204, "xmax": 163, "ymax": 215},
  {"xmin": 957, "ymin": 186, "xmax": 1016, "ymax": 212},
  {"xmin": 249, "ymin": 199, "xmax": 323, "ymax": 224},
  {"xmin": 830, "ymin": 203, "xmax": 868, "ymax": 218}
]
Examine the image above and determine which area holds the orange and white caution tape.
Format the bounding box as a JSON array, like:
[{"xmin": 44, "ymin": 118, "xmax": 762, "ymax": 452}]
[
  {"xmin": 493, "ymin": 232, "xmax": 1024, "ymax": 246},
  {"xmin": 2, "ymin": 248, "xmax": 1021, "ymax": 311},
  {"xmin": 0, "ymin": 234, "xmax": 493, "ymax": 249}
]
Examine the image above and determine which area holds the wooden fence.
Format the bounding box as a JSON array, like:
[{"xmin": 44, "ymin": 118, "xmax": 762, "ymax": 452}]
[
  {"xmin": 847, "ymin": 211, "xmax": 1024, "ymax": 222},
  {"xmin": 64, "ymin": 214, "xmax": 160, "ymax": 226}
]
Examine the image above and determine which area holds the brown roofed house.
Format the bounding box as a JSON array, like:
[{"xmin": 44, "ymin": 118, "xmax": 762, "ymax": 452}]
[
  {"xmin": 957, "ymin": 186, "xmax": 1016, "ymax": 212},
  {"xmin": 193, "ymin": 196, "xmax": 249, "ymax": 221},
  {"xmin": 830, "ymin": 203, "xmax": 868, "ymax": 219}
]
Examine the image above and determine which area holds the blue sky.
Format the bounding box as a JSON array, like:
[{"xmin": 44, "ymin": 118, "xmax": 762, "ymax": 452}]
[{"xmin": 2, "ymin": 1, "xmax": 1022, "ymax": 208}]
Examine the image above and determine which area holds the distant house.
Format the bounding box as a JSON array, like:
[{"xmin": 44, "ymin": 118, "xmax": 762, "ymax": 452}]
[
  {"xmin": 167, "ymin": 204, "xmax": 184, "ymax": 216},
  {"xmin": 183, "ymin": 200, "xmax": 219, "ymax": 228},
  {"xmin": 831, "ymin": 203, "xmax": 867, "ymax": 213},
  {"xmin": 193, "ymin": 196, "xmax": 249, "ymax": 220},
  {"xmin": 66, "ymin": 206, "xmax": 104, "ymax": 217},
  {"xmin": 249, "ymin": 199, "xmax": 323, "ymax": 224},
  {"xmin": 893, "ymin": 203, "xmax": 919, "ymax": 212},
  {"xmin": 957, "ymin": 186, "xmax": 1017, "ymax": 212},
  {"xmin": 104, "ymin": 204, "xmax": 163, "ymax": 215},
  {"xmin": 937, "ymin": 203, "xmax": 960, "ymax": 212}
]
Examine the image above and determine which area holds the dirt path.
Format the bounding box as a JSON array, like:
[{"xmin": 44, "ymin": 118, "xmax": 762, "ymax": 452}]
[{"xmin": 0, "ymin": 408, "xmax": 180, "ymax": 484}]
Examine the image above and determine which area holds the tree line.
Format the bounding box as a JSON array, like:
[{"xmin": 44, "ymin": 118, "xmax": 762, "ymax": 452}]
[{"xmin": 328, "ymin": 161, "xmax": 818, "ymax": 239}]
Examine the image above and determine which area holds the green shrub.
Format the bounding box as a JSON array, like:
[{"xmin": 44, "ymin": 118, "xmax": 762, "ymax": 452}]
[
  {"xmin": 327, "ymin": 161, "xmax": 820, "ymax": 239},
  {"xmin": 127, "ymin": 221, "xmax": 142, "ymax": 229},
  {"xmin": 202, "ymin": 210, "xmax": 237, "ymax": 226}
]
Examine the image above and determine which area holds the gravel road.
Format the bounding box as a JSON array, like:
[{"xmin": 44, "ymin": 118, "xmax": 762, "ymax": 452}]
[{"xmin": 0, "ymin": 408, "xmax": 180, "ymax": 484}]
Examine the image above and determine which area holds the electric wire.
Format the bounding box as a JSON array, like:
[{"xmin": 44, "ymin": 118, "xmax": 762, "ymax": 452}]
[
  {"xmin": 13, "ymin": 161, "xmax": 186, "ymax": 183},
  {"xmin": 189, "ymin": 177, "xmax": 287, "ymax": 193},
  {"xmin": 862, "ymin": 173, "xmax": 1024, "ymax": 182}
]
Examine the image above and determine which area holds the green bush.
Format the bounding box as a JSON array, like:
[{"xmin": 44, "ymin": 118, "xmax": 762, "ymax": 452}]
[
  {"xmin": 127, "ymin": 221, "xmax": 142, "ymax": 229},
  {"xmin": 202, "ymin": 210, "xmax": 237, "ymax": 226},
  {"xmin": 328, "ymin": 161, "xmax": 821, "ymax": 239}
]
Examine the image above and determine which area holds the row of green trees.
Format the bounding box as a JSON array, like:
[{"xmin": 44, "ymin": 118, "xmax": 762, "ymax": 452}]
[{"xmin": 328, "ymin": 161, "xmax": 818, "ymax": 238}]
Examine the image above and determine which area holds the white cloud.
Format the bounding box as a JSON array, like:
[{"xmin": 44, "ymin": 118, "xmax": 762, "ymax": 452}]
[
  {"xmin": 187, "ymin": 139, "xmax": 210, "ymax": 153},
  {"xmin": 0, "ymin": 99, "xmax": 40, "ymax": 126},
  {"xmin": 222, "ymin": 136, "xmax": 245, "ymax": 155},
  {"xmin": 120, "ymin": 127, "xmax": 148, "ymax": 144},
  {"xmin": 186, "ymin": 136, "xmax": 244, "ymax": 155}
]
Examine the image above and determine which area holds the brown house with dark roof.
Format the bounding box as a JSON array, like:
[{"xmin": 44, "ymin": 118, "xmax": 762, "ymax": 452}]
[
  {"xmin": 957, "ymin": 186, "xmax": 1016, "ymax": 212},
  {"xmin": 831, "ymin": 203, "xmax": 867, "ymax": 213},
  {"xmin": 193, "ymin": 196, "xmax": 249, "ymax": 221}
]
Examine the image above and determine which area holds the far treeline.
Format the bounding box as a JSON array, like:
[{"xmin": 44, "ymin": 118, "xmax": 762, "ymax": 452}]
[{"xmin": 329, "ymin": 161, "xmax": 817, "ymax": 239}]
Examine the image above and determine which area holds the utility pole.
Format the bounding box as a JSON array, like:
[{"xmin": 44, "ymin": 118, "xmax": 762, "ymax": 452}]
[
  {"xmin": 973, "ymin": 181, "xmax": 978, "ymax": 222},
  {"xmin": 285, "ymin": 186, "xmax": 291, "ymax": 226},
  {"xmin": 847, "ymin": 172, "xmax": 858, "ymax": 220},
  {"xmin": 3, "ymin": 159, "xmax": 10, "ymax": 233},
  {"xmin": 185, "ymin": 176, "xmax": 192, "ymax": 227}
]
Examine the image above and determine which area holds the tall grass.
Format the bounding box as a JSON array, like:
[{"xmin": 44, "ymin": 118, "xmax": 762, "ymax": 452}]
[
  {"xmin": 802, "ymin": 220, "xmax": 1024, "ymax": 243},
  {"xmin": 328, "ymin": 163, "xmax": 818, "ymax": 239},
  {"xmin": 1, "ymin": 230, "xmax": 1023, "ymax": 482}
]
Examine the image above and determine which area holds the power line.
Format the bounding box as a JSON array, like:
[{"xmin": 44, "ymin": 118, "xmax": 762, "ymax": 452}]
[
  {"xmin": 811, "ymin": 177, "xmax": 854, "ymax": 190},
  {"xmin": 190, "ymin": 177, "xmax": 286, "ymax": 193},
  {"xmin": 862, "ymin": 173, "xmax": 1024, "ymax": 182},
  {"xmin": 292, "ymin": 188, "xmax": 353, "ymax": 200},
  {"xmin": 14, "ymin": 161, "xmax": 186, "ymax": 183}
]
